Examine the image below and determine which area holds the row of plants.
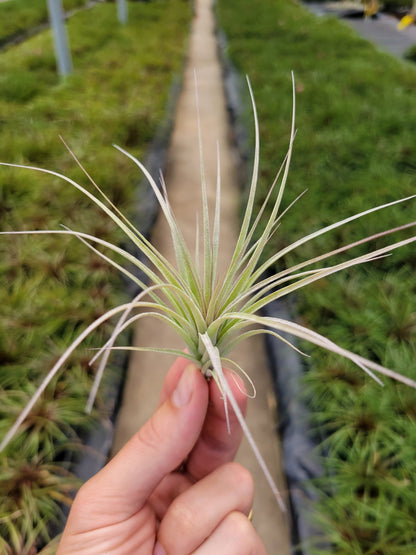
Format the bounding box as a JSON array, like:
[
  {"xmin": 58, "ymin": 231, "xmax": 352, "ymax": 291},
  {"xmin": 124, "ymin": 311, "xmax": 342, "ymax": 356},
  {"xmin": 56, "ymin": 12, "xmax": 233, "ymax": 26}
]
[
  {"xmin": 0, "ymin": 0, "xmax": 90, "ymax": 46},
  {"xmin": 0, "ymin": 0, "xmax": 191, "ymax": 552},
  {"xmin": 304, "ymin": 0, "xmax": 413, "ymax": 9},
  {"xmin": 217, "ymin": 0, "xmax": 416, "ymax": 552}
]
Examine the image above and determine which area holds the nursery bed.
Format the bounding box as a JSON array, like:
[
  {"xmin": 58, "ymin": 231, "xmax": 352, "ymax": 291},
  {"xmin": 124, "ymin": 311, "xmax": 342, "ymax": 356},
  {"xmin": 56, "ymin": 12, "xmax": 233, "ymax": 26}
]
[
  {"xmin": 0, "ymin": 0, "xmax": 191, "ymax": 551},
  {"xmin": 0, "ymin": 0, "xmax": 90, "ymax": 48},
  {"xmin": 217, "ymin": 0, "xmax": 416, "ymax": 552}
]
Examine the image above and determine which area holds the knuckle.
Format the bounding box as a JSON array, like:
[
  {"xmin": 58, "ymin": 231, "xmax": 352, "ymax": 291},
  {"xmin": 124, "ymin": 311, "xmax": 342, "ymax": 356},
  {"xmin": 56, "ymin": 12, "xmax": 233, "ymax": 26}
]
[
  {"xmin": 69, "ymin": 478, "xmax": 102, "ymax": 517},
  {"xmin": 167, "ymin": 498, "xmax": 198, "ymax": 537},
  {"xmin": 73, "ymin": 479, "xmax": 96, "ymax": 505},
  {"xmin": 224, "ymin": 512, "xmax": 266, "ymax": 554},
  {"xmin": 222, "ymin": 462, "xmax": 254, "ymax": 506}
]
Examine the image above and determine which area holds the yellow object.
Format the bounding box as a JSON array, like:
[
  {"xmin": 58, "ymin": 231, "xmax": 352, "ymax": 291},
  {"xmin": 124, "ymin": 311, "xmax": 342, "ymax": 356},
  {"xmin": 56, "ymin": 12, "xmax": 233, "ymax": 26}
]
[{"xmin": 398, "ymin": 14, "xmax": 415, "ymax": 30}]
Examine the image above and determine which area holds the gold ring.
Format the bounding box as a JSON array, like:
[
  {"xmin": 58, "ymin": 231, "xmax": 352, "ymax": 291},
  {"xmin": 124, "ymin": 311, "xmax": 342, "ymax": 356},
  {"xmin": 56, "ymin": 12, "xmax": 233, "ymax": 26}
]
[{"xmin": 248, "ymin": 508, "xmax": 253, "ymax": 522}]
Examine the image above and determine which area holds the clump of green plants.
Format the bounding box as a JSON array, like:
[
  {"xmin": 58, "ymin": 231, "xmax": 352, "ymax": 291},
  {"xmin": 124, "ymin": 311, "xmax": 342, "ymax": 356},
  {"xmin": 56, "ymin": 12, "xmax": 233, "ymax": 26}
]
[
  {"xmin": 0, "ymin": 455, "xmax": 79, "ymax": 554},
  {"xmin": 0, "ymin": 0, "xmax": 191, "ymax": 550},
  {"xmin": 217, "ymin": 0, "xmax": 416, "ymax": 550},
  {"xmin": 0, "ymin": 0, "xmax": 88, "ymax": 45}
]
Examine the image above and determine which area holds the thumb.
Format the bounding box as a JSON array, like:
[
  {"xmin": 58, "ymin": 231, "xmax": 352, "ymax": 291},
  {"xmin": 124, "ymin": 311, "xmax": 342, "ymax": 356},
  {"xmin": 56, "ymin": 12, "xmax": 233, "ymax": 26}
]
[{"xmin": 70, "ymin": 364, "xmax": 208, "ymax": 523}]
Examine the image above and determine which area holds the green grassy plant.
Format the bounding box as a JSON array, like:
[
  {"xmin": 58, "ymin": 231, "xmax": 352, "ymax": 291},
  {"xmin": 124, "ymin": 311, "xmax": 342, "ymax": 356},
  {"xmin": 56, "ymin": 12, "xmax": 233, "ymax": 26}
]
[{"xmin": 217, "ymin": 0, "xmax": 416, "ymax": 550}]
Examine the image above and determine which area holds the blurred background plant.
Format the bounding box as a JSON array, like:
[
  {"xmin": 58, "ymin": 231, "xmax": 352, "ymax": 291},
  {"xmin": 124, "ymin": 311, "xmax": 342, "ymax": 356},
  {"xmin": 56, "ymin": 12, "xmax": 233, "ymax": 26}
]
[{"xmin": 0, "ymin": 0, "xmax": 89, "ymax": 46}]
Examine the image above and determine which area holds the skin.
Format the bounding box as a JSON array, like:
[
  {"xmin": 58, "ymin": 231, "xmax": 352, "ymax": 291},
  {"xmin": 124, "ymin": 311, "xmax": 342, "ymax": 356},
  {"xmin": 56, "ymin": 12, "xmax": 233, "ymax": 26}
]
[{"xmin": 57, "ymin": 357, "xmax": 267, "ymax": 554}]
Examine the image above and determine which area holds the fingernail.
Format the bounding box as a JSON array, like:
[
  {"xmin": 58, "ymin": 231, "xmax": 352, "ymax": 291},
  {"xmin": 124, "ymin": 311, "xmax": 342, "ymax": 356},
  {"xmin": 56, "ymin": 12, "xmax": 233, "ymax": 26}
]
[
  {"xmin": 172, "ymin": 364, "xmax": 196, "ymax": 408},
  {"xmin": 153, "ymin": 541, "xmax": 166, "ymax": 555}
]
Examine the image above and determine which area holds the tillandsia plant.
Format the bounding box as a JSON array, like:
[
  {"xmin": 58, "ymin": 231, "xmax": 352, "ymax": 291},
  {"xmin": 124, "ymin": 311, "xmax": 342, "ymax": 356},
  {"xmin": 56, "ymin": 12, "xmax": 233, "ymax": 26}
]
[{"xmin": 1, "ymin": 74, "xmax": 416, "ymax": 510}]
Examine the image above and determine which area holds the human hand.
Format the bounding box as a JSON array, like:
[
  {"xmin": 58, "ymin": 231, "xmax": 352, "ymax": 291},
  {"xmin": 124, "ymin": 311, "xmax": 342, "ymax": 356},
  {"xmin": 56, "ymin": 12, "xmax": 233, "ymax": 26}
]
[{"xmin": 57, "ymin": 357, "xmax": 266, "ymax": 554}]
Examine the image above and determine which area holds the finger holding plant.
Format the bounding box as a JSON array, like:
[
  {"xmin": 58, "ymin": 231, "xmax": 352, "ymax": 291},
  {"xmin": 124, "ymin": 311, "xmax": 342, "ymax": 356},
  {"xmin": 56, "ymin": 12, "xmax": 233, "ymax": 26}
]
[{"xmin": 1, "ymin": 75, "xmax": 416, "ymax": 508}]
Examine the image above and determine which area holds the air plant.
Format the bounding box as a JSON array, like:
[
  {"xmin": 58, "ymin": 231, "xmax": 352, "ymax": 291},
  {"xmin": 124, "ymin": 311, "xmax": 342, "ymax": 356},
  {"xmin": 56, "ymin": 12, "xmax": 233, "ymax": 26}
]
[
  {"xmin": 1, "ymin": 74, "xmax": 416, "ymax": 511},
  {"xmin": 0, "ymin": 454, "xmax": 78, "ymax": 555}
]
